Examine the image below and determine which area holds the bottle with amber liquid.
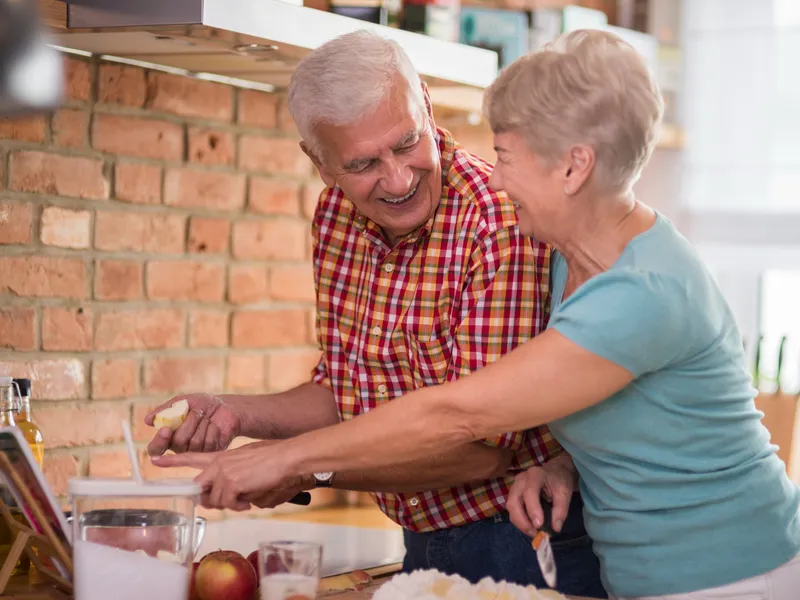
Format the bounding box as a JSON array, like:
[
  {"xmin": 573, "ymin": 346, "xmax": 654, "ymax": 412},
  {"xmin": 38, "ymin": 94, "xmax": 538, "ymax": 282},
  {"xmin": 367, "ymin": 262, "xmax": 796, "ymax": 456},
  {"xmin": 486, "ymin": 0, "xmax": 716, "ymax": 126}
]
[
  {"xmin": 0, "ymin": 377, "xmax": 31, "ymax": 577},
  {"xmin": 12, "ymin": 379, "xmax": 43, "ymax": 468}
]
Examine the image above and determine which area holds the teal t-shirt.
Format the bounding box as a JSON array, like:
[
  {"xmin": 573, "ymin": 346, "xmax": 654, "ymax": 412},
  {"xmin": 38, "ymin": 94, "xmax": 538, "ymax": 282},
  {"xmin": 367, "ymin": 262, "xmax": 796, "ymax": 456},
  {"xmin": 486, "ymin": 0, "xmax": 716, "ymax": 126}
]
[{"xmin": 547, "ymin": 212, "xmax": 800, "ymax": 597}]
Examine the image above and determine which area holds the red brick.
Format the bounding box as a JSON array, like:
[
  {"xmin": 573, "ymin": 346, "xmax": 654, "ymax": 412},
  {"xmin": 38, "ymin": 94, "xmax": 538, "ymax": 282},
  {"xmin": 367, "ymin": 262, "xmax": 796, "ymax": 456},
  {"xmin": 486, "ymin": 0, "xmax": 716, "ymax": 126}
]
[
  {"xmin": 51, "ymin": 109, "xmax": 88, "ymax": 148},
  {"xmin": 189, "ymin": 309, "xmax": 229, "ymax": 348},
  {"xmin": 88, "ymin": 450, "xmax": 132, "ymax": 478},
  {"xmin": 232, "ymin": 220, "xmax": 307, "ymax": 260},
  {"xmin": 163, "ymin": 167, "xmax": 246, "ymax": 211},
  {"xmin": 0, "ymin": 358, "xmax": 86, "ymax": 401},
  {"xmin": 43, "ymin": 454, "xmax": 80, "ymax": 496},
  {"xmin": 239, "ymin": 136, "xmax": 310, "ymax": 176},
  {"xmin": 92, "ymin": 359, "xmax": 138, "ymax": 400},
  {"xmin": 64, "ymin": 56, "xmax": 92, "ymax": 101},
  {"xmin": 114, "ymin": 162, "xmax": 162, "ymax": 205},
  {"xmin": 0, "ymin": 115, "xmax": 46, "ymax": 142},
  {"xmin": 42, "ymin": 307, "xmax": 92, "ymax": 351},
  {"xmin": 231, "ymin": 310, "xmax": 308, "ymax": 348},
  {"xmin": 132, "ymin": 402, "xmax": 161, "ymax": 442},
  {"xmin": 266, "ymin": 349, "xmax": 321, "ymax": 391},
  {"xmin": 302, "ymin": 179, "xmax": 326, "ymax": 219},
  {"xmin": 307, "ymin": 307, "xmax": 318, "ymax": 344},
  {"xmin": 0, "ymin": 307, "xmax": 35, "ymax": 351},
  {"xmin": 188, "ymin": 128, "xmax": 235, "ymax": 166},
  {"xmin": 249, "ymin": 177, "xmax": 301, "ymax": 216},
  {"xmin": 0, "ymin": 200, "xmax": 33, "ymax": 245},
  {"xmin": 146, "ymin": 260, "xmax": 225, "ymax": 302},
  {"xmin": 227, "ymin": 354, "xmax": 265, "ymax": 392},
  {"xmin": 237, "ymin": 90, "xmax": 279, "ymax": 129},
  {"xmin": 94, "ymin": 211, "xmax": 184, "ymax": 253},
  {"xmin": 146, "ymin": 72, "xmax": 234, "ymax": 121},
  {"xmin": 269, "ymin": 264, "xmax": 315, "ymax": 302},
  {"xmin": 94, "ymin": 259, "xmax": 142, "ymax": 300},
  {"xmin": 228, "ymin": 264, "xmax": 269, "ymax": 305},
  {"xmin": 0, "ymin": 256, "xmax": 86, "ymax": 299},
  {"xmin": 277, "ymin": 96, "xmax": 300, "ymax": 136},
  {"xmin": 143, "ymin": 356, "xmax": 225, "ymax": 394},
  {"xmin": 94, "ymin": 308, "xmax": 184, "ymax": 351},
  {"xmin": 9, "ymin": 151, "xmax": 108, "ymax": 200},
  {"xmin": 97, "ymin": 63, "xmax": 147, "ymax": 107},
  {"xmin": 40, "ymin": 206, "xmax": 91, "ymax": 249},
  {"xmin": 92, "ymin": 114, "xmax": 183, "ymax": 161},
  {"xmin": 36, "ymin": 403, "xmax": 129, "ymax": 448},
  {"xmin": 188, "ymin": 217, "xmax": 230, "ymax": 254}
]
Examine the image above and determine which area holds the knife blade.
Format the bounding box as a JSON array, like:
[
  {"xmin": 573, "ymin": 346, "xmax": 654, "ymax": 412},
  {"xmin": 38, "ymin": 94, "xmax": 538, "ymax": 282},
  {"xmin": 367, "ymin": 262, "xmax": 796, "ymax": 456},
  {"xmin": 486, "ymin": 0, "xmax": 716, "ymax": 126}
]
[{"xmin": 531, "ymin": 497, "xmax": 557, "ymax": 589}]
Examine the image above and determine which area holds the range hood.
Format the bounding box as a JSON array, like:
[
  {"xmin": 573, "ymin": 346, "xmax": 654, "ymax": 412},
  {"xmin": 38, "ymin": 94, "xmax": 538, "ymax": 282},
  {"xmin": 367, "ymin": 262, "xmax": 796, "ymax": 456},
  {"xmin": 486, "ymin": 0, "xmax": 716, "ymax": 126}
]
[{"xmin": 40, "ymin": 0, "xmax": 497, "ymax": 113}]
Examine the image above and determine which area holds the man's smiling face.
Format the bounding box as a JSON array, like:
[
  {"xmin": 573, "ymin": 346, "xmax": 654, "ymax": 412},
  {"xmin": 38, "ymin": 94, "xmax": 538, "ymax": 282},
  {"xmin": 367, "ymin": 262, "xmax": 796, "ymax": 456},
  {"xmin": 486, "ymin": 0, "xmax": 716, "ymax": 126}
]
[{"xmin": 307, "ymin": 78, "xmax": 442, "ymax": 246}]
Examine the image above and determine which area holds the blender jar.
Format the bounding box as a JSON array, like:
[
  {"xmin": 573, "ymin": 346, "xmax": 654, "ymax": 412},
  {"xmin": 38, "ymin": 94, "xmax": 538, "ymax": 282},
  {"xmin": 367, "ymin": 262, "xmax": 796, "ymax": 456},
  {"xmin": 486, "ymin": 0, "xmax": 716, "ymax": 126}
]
[{"xmin": 68, "ymin": 478, "xmax": 201, "ymax": 600}]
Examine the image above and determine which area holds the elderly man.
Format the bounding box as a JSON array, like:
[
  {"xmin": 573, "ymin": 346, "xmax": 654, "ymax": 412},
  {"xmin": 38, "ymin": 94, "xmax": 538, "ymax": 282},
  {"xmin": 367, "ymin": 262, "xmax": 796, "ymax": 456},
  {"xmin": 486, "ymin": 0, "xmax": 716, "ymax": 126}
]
[{"xmin": 147, "ymin": 30, "xmax": 605, "ymax": 597}]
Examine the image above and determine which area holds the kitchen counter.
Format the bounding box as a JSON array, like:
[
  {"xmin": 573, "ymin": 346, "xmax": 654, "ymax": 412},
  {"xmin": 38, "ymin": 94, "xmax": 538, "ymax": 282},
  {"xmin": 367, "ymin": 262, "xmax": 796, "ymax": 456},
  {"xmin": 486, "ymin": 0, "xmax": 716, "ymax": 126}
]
[{"xmin": 197, "ymin": 518, "xmax": 405, "ymax": 577}]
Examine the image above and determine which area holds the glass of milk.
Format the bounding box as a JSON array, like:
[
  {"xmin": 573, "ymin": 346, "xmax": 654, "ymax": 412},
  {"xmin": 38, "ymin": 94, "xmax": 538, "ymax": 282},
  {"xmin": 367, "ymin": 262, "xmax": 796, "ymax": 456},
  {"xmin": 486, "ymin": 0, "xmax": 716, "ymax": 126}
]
[
  {"xmin": 68, "ymin": 477, "xmax": 201, "ymax": 600},
  {"xmin": 259, "ymin": 540, "xmax": 323, "ymax": 600}
]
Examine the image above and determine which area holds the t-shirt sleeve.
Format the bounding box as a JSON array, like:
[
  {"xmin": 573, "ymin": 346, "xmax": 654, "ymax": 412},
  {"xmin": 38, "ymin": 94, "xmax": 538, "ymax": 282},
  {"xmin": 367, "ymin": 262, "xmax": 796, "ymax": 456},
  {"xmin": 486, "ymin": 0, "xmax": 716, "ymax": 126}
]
[{"xmin": 550, "ymin": 269, "xmax": 691, "ymax": 377}]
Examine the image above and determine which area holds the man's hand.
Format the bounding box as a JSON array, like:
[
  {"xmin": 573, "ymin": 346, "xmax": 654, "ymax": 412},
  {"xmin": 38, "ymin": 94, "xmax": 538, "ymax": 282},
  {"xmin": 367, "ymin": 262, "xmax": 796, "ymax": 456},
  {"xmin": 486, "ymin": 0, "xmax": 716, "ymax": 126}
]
[
  {"xmin": 145, "ymin": 394, "xmax": 239, "ymax": 457},
  {"xmin": 150, "ymin": 440, "xmax": 300, "ymax": 511},
  {"xmin": 507, "ymin": 453, "xmax": 577, "ymax": 537}
]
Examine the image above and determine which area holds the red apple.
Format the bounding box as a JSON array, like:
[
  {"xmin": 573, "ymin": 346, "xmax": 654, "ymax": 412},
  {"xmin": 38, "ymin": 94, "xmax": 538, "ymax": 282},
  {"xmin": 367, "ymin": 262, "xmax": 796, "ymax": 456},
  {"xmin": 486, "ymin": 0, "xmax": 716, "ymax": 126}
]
[
  {"xmin": 189, "ymin": 562, "xmax": 201, "ymax": 600},
  {"xmin": 195, "ymin": 550, "xmax": 258, "ymax": 600},
  {"xmin": 246, "ymin": 550, "xmax": 259, "ymax": 583}
]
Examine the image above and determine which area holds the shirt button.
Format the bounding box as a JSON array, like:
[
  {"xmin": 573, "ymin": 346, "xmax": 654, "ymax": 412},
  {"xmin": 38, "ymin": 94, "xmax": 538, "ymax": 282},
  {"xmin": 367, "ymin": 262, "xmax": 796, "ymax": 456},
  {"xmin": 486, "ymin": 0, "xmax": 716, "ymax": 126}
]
[
  {"xmin": 371, "ymin": 326, "xmax": 381, "ymax": 336},
  {"xmin": 383, "ymin": 263, "xmax": 394, "ymax": 273},
  {"xmin": 377, "ymin": 384, "xmax": 388, "ymax": 394},
  {"xmin": 409, "ymin": 497, "xmax": 419, "ymax": 507}
]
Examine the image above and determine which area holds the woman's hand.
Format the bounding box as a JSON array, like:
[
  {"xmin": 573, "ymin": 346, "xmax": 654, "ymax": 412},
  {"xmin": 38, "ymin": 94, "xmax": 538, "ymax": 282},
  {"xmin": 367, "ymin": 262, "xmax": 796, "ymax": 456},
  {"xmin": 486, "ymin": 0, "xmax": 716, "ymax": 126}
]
[
  {"xmin": 150, "ymin": 440, "xmax": 306, "ymax": 511},
  {"xmin": 507, "ymin": 453, "xmax": 577, "ymax": 537},
  {"xmin": 145, "ymin": 394, "xmax": 239, "ymax": 457}
]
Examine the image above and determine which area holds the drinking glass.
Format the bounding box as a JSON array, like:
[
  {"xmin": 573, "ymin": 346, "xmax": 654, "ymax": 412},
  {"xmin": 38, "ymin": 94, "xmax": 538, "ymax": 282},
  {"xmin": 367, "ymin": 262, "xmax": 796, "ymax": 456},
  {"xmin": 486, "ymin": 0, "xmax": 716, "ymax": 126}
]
[{"xmin": 258, "ymin": 540, "xmax": 323, "ymax": 600}]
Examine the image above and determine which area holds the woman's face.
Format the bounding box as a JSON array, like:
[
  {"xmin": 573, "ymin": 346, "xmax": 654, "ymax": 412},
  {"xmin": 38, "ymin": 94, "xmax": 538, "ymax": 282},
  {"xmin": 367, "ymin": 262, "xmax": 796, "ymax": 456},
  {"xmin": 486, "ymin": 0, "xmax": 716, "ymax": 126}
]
[{"xmin": 488, "ymin": 130, "xmax": 566, "ymax": 240}]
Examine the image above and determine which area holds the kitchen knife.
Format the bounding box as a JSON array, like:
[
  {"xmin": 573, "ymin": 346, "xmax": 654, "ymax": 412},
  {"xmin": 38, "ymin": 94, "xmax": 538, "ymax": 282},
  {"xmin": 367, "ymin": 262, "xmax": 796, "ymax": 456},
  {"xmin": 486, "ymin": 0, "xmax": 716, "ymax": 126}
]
[
  {"xmin": 289, "ymin": 492, "xmax": 311, "ymax": 505},
  {"xmin": 531, "ymin": 497, "xmax": 557, "ymax": 589}
]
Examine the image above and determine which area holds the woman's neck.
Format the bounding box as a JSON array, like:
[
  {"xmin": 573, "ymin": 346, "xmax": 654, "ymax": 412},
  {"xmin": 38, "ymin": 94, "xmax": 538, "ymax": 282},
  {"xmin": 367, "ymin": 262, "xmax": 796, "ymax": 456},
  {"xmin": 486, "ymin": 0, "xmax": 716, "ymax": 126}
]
[{"xmin": 553, "ymin": 197, "xmax": 655, "ymax": 293}]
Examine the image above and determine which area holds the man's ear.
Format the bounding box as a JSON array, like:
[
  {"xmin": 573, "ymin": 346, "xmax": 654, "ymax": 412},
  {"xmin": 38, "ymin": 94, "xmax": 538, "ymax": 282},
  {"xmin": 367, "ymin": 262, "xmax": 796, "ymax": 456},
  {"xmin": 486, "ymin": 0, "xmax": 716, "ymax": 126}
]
[
  {"xmin": 421, "ymin": 81, "xmax": 436, "ymax": 131},
  {"xmin": 300, "ymin": 141, "xmax": 336, "ymax": 188}
]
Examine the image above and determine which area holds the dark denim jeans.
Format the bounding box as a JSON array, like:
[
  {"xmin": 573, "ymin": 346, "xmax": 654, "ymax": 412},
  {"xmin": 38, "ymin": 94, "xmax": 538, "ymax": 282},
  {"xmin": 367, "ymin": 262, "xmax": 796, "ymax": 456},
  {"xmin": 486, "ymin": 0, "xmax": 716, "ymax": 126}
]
[{"xmin": 402, "ymin": 493, "xmax": 607, "ymax": 599}]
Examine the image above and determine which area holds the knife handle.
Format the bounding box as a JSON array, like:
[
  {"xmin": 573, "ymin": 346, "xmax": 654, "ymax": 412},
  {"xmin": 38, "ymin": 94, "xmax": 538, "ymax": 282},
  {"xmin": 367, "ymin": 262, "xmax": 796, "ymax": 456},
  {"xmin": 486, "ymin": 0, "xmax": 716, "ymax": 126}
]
[
  {"xmin": 538, "ymin": 496, "xmax": 555, "ymax": 535},
  {"xmin": 289, "ymin": 492, "xmax": 311, "ymax": 506}
]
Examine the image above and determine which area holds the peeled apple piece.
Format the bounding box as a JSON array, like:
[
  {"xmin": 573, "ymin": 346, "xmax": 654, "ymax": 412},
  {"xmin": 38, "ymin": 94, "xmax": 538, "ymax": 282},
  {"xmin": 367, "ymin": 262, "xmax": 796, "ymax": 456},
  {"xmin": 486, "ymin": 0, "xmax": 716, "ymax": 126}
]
[{"xmin": 154, "ymin": 399, "xmax": 189, "ymax": 431}]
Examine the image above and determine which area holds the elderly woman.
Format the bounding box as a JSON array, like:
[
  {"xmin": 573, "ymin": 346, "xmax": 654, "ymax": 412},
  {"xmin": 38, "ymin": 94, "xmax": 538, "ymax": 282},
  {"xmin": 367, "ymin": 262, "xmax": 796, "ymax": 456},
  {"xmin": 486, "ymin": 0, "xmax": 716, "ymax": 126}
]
[{"xmin": 155, "ymin": 30, "xmax": 800, "ymax": 599}]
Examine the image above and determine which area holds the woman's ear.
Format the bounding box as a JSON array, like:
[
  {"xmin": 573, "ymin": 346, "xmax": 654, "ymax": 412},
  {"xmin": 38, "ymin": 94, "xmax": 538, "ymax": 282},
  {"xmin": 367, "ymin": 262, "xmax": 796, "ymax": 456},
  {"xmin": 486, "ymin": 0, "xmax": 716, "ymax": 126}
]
[{"xmin": 563, "ymin": 145, "xmax": 595, "ymax": 196}]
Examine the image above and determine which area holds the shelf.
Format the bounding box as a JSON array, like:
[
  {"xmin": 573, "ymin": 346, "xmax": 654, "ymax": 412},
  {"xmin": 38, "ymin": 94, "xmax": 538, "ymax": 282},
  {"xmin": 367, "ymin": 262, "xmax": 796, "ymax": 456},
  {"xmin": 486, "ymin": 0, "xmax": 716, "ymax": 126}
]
[{"xmin": 41, "ymin": 0, "xmax": 498, "ymax": 112}]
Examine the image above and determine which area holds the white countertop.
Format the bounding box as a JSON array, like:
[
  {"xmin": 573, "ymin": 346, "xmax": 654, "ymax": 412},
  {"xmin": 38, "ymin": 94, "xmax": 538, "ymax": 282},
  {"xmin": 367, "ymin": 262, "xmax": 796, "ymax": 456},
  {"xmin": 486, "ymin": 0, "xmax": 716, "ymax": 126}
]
[{"xmin": 196, "ymin": 519, "xmax": 405, "ymax": 577}]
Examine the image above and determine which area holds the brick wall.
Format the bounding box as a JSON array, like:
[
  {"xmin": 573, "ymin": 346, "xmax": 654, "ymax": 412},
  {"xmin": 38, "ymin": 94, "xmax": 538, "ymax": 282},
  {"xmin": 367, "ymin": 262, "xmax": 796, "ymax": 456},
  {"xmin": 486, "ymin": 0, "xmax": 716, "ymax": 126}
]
[{"xmin": 0, "ymin": 52, "xmax": 492, "ymax": 517}]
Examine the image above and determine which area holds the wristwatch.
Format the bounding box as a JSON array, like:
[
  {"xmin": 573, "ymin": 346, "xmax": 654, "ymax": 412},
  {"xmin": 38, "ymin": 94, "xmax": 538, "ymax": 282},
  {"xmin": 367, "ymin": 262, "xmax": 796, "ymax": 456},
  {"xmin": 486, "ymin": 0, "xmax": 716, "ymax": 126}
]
[{"xmin": 313, "ymin": 472, "xmax": 335, "ymax": 488}]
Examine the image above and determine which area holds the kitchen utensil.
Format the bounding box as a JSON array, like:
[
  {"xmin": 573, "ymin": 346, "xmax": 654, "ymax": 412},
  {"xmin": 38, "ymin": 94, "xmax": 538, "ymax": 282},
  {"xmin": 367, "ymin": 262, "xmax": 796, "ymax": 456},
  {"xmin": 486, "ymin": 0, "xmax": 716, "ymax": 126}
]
[
  {"xmin": 68, "ymin": 478, "xmax": 201, "ymax": 600},
  {"xmin": 65, "ymin": 512, "xmax": 206, "ymax": 558},
  {"xmin": 531, "ymin": 497, "xmax": 557, "ymax": 589}
]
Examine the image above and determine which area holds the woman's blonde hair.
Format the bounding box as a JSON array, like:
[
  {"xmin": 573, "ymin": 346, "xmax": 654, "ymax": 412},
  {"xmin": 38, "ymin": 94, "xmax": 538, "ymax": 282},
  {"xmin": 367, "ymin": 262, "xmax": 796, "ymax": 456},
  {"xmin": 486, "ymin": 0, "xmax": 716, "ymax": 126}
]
[{"xmin": 483, "ymin": 29, "xmax": 664, "ymax": 193}]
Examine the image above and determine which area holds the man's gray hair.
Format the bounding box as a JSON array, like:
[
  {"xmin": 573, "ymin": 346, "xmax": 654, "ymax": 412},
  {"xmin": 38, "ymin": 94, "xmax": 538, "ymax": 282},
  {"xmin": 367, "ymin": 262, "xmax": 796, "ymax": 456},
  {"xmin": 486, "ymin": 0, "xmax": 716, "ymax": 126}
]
[{"xmin": 287, "ymin": 30, "xmax": 425, "ymax": 159}]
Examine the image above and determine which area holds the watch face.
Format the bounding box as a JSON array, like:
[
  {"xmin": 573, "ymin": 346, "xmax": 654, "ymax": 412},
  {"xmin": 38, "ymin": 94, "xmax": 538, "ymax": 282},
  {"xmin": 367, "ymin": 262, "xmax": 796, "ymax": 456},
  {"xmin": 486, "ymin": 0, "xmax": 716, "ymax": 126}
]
[{"xmin": 314, "ymin": 472, "xmax": 334, "ymax": 481}]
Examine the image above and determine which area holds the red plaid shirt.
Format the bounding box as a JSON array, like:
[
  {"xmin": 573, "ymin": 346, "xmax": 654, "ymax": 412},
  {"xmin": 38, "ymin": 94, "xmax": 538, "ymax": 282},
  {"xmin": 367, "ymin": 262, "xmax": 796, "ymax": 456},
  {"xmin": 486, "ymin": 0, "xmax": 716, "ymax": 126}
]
[{"xmin": 310, "ymin": 127, "xmax": 561, "ymax": 532}]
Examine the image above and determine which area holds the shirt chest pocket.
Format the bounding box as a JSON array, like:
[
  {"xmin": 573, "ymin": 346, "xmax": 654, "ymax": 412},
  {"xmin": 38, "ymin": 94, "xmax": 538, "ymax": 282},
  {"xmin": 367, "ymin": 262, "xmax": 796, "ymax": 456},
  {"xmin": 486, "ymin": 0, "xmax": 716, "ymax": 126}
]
[{"xmin": 402, "ymin": 330, "xmax": 453, "ymax": 387}]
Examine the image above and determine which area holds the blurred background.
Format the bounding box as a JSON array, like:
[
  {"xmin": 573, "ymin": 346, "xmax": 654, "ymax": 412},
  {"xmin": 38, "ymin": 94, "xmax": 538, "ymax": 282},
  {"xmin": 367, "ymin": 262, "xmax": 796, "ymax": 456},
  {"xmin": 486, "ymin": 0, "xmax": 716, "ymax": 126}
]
[{"xmin": 0, "ymin": 0, "xmax": 798, "ymax": 519}]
